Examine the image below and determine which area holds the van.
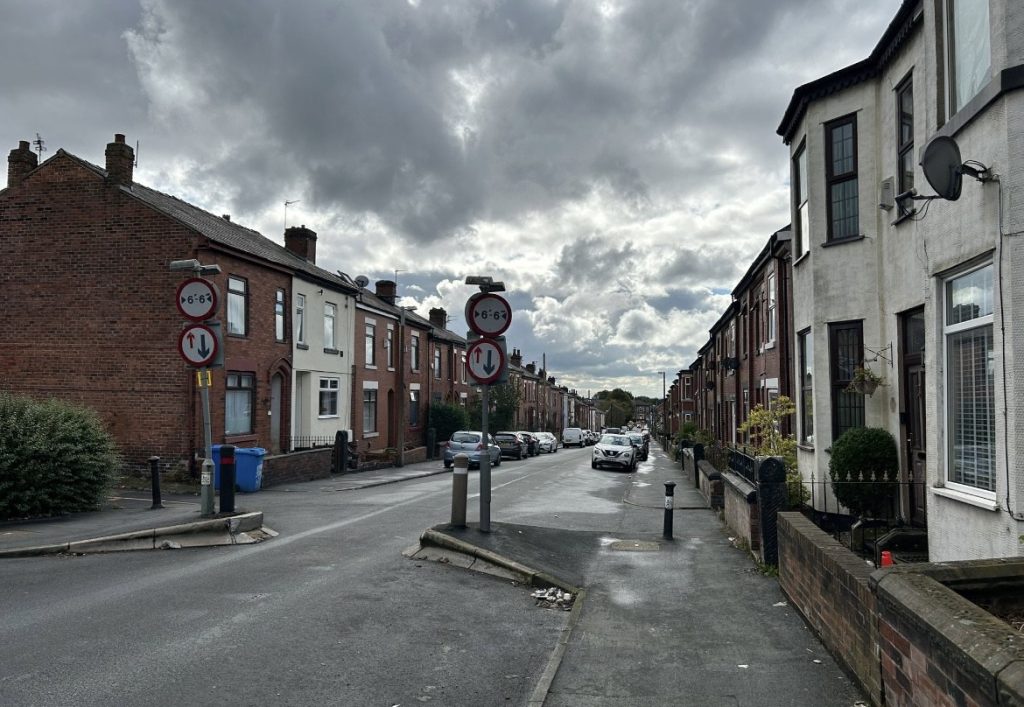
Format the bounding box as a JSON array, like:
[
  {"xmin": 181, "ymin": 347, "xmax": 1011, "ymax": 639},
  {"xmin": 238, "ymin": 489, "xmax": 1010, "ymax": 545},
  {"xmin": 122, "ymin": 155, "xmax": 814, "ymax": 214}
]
[{"xmin": 561, "ymin": 427, "xmax": 584, "ymax": 447}]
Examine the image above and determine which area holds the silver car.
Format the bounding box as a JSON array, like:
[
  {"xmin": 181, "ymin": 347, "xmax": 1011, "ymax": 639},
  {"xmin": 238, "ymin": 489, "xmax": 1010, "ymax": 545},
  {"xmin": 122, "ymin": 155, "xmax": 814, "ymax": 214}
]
[
  {"xmin": 535, "ymin": 432, "xmax": 558, "ymax": 453},
  {"xmin": 443, "ymin": 430, "xmax": 502, "ymax": 469},
  {"xmin": 592, "ymin": 434, "xmax": 636, "ymax": 471}
]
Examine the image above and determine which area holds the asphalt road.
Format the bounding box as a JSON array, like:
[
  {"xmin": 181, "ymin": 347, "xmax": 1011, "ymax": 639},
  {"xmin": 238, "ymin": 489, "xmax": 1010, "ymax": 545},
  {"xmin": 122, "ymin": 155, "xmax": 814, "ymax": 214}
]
[{"xmin": 0, "ymin": 448, "xmax": 588, "ymax": 707}]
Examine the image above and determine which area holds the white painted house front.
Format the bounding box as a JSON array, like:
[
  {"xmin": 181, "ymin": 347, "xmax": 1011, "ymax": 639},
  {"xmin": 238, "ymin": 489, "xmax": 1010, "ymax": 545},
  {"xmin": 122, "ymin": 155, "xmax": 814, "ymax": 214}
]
[{"xmin": 779, "ymin": 0, "xmax": 1024, "ymax": 561}]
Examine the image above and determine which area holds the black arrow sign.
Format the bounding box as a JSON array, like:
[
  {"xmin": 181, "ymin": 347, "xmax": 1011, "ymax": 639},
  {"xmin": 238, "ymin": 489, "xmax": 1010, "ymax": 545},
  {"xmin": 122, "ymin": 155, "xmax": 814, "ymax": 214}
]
[
  {"xmin": 197, "ymin": 334, "xmax": 211, "ymax": 358},
  {"xmin": 483, "ymin": 349, "xmax": 495, "ymax": 374}
]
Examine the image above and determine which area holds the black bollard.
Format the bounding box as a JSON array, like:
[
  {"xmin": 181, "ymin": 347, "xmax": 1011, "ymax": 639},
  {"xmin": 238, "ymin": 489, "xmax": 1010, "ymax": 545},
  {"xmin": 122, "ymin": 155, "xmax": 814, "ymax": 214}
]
[
  {"xmin": 663, "ymin": 481, "xmax": 677, "ymax": 539},
  {"xmin": 149, "ymin": 456, "xmax": 164, "ymax": 509},
  {"xmin": 220, "ymin": 445, "xmax": 236, "ymax": 514}
]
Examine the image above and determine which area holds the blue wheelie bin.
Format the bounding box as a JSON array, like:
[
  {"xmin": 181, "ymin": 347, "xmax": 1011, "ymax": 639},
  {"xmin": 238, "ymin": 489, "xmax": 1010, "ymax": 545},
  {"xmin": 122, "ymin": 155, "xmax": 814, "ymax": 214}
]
[{"xmin": 234, "ymin": 447, "xmax": 266, "ymax": 492}]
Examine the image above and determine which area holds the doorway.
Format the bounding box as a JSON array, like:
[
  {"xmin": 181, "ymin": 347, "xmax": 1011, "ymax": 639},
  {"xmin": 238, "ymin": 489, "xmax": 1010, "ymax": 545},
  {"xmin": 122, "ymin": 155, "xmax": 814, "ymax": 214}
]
[
  {"xmin": 270, "ymin": 373, "xmax": 282, "ymax": 454},
  {"xmin": 900, "ymin": 308, "xmax": 927, "ymax": 526}
]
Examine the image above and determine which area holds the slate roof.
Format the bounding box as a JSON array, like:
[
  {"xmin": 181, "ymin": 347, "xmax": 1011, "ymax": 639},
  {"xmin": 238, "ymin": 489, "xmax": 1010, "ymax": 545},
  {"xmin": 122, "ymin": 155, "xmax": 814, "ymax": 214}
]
[
  {"xmin": 57, "ymin": 149, "xmax": 358, "ymax": 293},
  {"xmin": 353, "ymin": 285, "xmax": 467, "ymax": 347}
]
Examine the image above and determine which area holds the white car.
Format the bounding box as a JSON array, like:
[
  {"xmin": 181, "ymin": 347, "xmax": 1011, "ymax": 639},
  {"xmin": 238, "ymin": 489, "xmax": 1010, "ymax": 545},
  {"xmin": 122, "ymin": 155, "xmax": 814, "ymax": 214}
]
[
  {"xmin": 535, "ymin": 432, "xmax": 558, "ymax": 453},
  {"xmin": 592, "ymin": 434, "xmax": 636, "ymax": 471},
  {"xmin": 562, "ymin": 427, "xmax": 584, "ymax": 447}
]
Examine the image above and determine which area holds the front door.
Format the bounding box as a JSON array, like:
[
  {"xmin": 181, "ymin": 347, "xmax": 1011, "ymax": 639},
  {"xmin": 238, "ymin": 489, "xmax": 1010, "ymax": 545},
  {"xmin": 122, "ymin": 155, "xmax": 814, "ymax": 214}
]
[
  {"xmin": 900, "ymin": 308, "xmax": 926, "ymax": 526},
  {"xmin": 270, "ymin": 373, "xmax": 282, "ymax": 454}
]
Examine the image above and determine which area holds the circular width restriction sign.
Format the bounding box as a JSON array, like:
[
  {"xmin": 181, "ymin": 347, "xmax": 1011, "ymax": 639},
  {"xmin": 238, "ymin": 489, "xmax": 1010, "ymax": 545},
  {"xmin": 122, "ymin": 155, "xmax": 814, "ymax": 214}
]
[
  {"xmin": 176, "ymin": 278, "xmax": 218, "ymax": 321},
  {"xmin": 178, "ymin": 323, "xmax": 219, "ymax": 367},
  {"xmin": 466, "ymin": 338, "xmax": 506, "ymax": 386},
  {"xmin": 465, "ymin": 293, "xmax": 512, "ymax": 337}
]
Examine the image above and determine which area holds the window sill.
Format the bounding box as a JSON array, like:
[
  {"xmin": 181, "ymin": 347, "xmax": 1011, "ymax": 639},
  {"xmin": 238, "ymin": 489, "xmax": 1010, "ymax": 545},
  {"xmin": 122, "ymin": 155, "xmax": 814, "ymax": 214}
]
[
  {"xmin": 365, "ymin": 365, "xmax": 377, "ymax": 370},
  {"xmin": 363, "ymin": 432, "xmax": 379, "ymax": 439},
  {"xmin": 296, "ymin": 343, "xmax": 309, "ymax": 351},
  {"xmin": 318, "ymin": 414, "xmax": 339, "ymax": 420},
  {"xmin": 821, "ymin": 234, "xmax": 865, "ymax": 248},
  {"xmin": 797, "ymin": 443, "xmax": 814, "ymax": 452},
  {"xmin": 225, "ymin": 434, "xmax": 257, "ymax": 444},
  {"xmin": 323, "ymin": 347, "xmax": 339, "ymax": 355},
  {"xmin": 931, "ymin": 485, "xmax": 1000, "ymax": 511}
]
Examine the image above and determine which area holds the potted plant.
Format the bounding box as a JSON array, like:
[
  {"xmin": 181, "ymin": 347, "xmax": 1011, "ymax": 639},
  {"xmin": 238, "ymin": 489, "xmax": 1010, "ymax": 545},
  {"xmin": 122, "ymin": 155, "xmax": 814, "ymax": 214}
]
[{"xmin": 845, "ymin": 366, "xmax": 884, "ymax": 396}]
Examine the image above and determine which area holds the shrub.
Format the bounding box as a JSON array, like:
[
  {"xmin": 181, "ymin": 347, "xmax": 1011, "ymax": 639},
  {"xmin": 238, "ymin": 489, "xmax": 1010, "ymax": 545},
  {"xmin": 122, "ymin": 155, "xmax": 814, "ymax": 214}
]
[
  {"xmin": 829, "ymin": 427, "xmax": 899, "ymax": 518},
  {"xmin": 0, "ymin": 393, "xmax": 120, "ymax": 519},
  {"xmin": 429, "ymin": 402, "xmax": 470, "ymax": 444}
]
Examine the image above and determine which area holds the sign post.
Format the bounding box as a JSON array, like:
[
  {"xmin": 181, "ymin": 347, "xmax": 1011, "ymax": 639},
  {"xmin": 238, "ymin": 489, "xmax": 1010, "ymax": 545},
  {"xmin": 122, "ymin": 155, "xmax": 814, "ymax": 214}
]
[
  {"xmin": 465, "ymin": 287, "xmax": 512, "ymax": 533},
  {"xmin": 171, "ymin": 266, "xmax": 222, "ymax": 517}
]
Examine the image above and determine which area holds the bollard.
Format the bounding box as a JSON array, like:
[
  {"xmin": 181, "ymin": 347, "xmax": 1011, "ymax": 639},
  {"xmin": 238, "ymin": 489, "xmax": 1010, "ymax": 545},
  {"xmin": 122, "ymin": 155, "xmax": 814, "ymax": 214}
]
[
  {"xmin": 451, "ymin": 453, "xmax": 468, "ymax": 527},
  {"xmin": 880, "ymin": 550, "xmax": 894, "ymax": 567},
  {"xmin": 220, "ymin": 444, "xmax": 236, "ymax": 514},
  {"xmin": 149, "ymin": 456, "xmax": 164, "ymax": 509},
  {"xmin": 663, "ymin": 481, "xmax": 677, "ymax": 539}
]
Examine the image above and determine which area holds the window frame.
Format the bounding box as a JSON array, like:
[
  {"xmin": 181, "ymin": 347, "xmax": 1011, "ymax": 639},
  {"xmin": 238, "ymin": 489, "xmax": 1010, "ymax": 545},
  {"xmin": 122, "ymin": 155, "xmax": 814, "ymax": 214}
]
[
  {"xmin": 275, "ymin": 289, "xmax": 287, "ymax": 342},
  {"xmin": 944, "ymin": 0, "xmax": 991, "ymax": 117},
  {"xmin": 942, "ymin": 262, "xmax": 996, "ymax": 497},
  {"xmin": 824, "ymin": 114, "xmax": 860, "ymax": 242},
  {"xmin": 362, "ymin": 388, "xmax": 378, "ymax": 433},
  {"xmin": 323, "ymin": 302, "xmax": 337, "ymax": 351},
  {"xmin": 798, "ymin": 328, "xmax": 814, "ymax": 445},
  {"xmin": 365, "ymin": 323, "xmax": 376, "ymax": 367},
  {"xmin": 227, "ymin": 276, "xmax": 248, "ymax": 337},
  {"xmin": 225, "ymin": 372, "xmax": 255, "ymax": 435},
  {"xmin": 318, "ymin": 377, "xmax": 339, "ymax": 418},
  {"xmin": 411, "ymin": 334, "xmax": 420, "ymax": 371},
  {"xmin": 385, "ymin": 328, "xmax": 395, "ymax": 370},
  {"xmin": 828, "ymin": 320, "xmax": 865, "ymax": 441},
  {"xmin": 766, "ymin": 272, "xmax": 777, "ymax": 345},
  {"xmin": 896, "ymin": 74, "xmax": 915, "ymax": 197},
  {"xmin": 433, "ymin": 347, "xmax": 442, "ymax": 380},
  {"xmin": 295, "ymin": 293, "xmax": 306, "ymax": 345},
  {"xmin": 409, "ymin": 389, "xmax": 420, "ymax": 427},
  {"xmin": 792, "ymin": 140, "xmax": 809, "ymax": 259}
]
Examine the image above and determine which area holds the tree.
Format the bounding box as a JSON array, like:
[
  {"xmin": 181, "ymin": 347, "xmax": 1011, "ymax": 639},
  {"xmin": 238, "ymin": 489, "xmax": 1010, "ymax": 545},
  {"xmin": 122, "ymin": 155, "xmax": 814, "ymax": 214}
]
[
  {"xmin": 467, "ymin": 382, "xmax": 521, "ymax": 432},
  {"xmin": 736, "ymin": 396, "xmax": 806, "ymax": 508},
  {"xmin": 595, "ymin": 388, "xmax": 634, "ymax": 426},
  {"xmin": 429, "ymin": 402, "xmax": 469, "ymax": 444}
]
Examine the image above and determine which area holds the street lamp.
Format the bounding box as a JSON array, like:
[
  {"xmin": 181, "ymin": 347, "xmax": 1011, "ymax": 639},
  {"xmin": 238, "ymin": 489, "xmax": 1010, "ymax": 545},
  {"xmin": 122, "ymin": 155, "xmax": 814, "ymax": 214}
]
[{"xmin": 657, "ymin": 371, "xmax": 666, "ymax": 440}]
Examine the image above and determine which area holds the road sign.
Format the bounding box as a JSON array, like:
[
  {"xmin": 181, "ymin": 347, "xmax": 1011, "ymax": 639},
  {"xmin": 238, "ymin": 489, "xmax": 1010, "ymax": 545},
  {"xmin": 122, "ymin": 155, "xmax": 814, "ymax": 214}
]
[
  {"xmin": 466, "ymin": 337, "xmax": 506, "ymax": 386},
  {"xmin": 467, "ymin": 332, "xmax": 509, "ymax": 384},
  {"xmin": 176, "ymin": 278, "xmax": 218, "ymax": 321},
  {"xmin": 465, "ymin": 292, "xmax": 512, "ymax": 337},
  {"xmin": 178, "ymin": 323, "xmax": 219, "ymax": 367}
]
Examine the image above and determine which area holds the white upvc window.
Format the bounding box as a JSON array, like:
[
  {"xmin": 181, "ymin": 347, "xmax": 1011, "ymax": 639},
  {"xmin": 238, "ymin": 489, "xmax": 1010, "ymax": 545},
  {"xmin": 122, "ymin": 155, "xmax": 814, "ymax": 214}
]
[
  {"xmin": 943, "ymin": 262, "xmax": 995, "ymax": 496},
  {"xmin": 944, "ymin": 0, "xmax": 991, "ymax": 115},
  {"xmin": 766, "ymin": 272, "xmax": 777, "ymax": 344},
  {"xmin": 295, "ymin": 294, "xmax": 306, "ymax": 345},
  {"xmin": 323, "ymin": 302, "xmax": 337, "ymax": 350},
  {"xmin": 318, "ymin": 377, "xmax": 339, "ymax": 417}
]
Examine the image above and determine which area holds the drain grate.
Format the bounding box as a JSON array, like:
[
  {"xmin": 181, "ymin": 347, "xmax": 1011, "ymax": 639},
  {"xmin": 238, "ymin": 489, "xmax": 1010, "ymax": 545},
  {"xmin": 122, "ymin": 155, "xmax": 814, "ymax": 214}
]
[{"xmin": 609, "ymin": 540, "xmax": 660, "ymax": 552}]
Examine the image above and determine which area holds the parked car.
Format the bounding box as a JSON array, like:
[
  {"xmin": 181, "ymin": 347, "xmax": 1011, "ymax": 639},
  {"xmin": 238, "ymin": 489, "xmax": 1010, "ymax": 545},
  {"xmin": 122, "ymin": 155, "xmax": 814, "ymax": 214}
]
[
  {"xmin": 443, "ymin": 431, "xmax": 501, "ymax": 469},
  {"xmin": 535, "ymin": 432, "xmax": 558, "ymax": 453},
  {"xmin": 602, "ymin": 427, "xmax": 621, "ymax": 435},
  {"xmin": 628, "ymin": 432, "xmax": 649, "ymax": 461},
  {"xmin": 517, "ymin": 431, "xmax": 541, "ymax": 456},
  {"xmin": 562, "ymin": 427, "xmax": 584, "ymax": 447},
  {"xmin": 495, "ymin": 432, "xmax": 528, "ymax": 459},
  {"xmin": 582, "ymin": 430, "xmax": 597, "ymax": 445},
  {"xmin": 592, "ymin": 434, "xmax": 636, "ymax": 471}
]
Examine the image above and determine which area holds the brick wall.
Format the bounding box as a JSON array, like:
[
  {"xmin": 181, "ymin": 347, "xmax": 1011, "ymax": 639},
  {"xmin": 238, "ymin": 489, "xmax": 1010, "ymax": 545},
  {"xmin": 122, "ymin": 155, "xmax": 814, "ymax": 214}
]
[
  {"xmin": 262, "ymin": 448, "xmax": 333, "ymax": 486},
  {"xmin": 778, "ymin": 512, "xmax": 883, "ymax": 705},
  {"xmin": 721, "ymin": 471, "xmax": 759, "ymax": 552}
]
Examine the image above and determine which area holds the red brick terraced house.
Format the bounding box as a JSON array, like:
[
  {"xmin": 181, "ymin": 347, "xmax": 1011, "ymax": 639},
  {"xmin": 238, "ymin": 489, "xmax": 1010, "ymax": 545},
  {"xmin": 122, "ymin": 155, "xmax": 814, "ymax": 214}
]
[{"xmin": 1, "ymin": 134, "xmax": 357, "ymax": 474}]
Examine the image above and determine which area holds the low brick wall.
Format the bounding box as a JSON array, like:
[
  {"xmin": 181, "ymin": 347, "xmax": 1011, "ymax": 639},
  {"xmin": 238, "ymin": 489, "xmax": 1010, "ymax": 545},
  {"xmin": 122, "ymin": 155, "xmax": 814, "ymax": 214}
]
[
  {"xmin": 872, "ymin": 561, "xmax": 1024, "ymax": 707},
  {"xmin": 262, "ymin": 448, "xmax": 333, "ymax": 487},
  {"xmin": 698, "ymin": 460, "xmax": 723, "ymax": 509},
  {"xmin": 721, "ymin": 470, "xmax": 759, "ymax": 553},
  {"xmin": 777, "ymin": 513, "xmax": 882, "ymax": 704}
]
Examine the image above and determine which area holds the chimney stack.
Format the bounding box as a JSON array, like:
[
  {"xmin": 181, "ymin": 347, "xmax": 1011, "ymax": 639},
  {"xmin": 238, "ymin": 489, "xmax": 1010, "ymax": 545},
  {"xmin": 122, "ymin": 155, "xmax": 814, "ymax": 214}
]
[
  {"xmin": 104, "ymin": 134, "xmax": 134, "ymax": 186},
  {"xmin": 429, "ymin": 307, "xmax": 447, "ymax": 329},
  {"xmin": 375, "ymin": 280, "xmax": 397, "ymax": 304},
  {"xmin": 510, "ymin": 348, "xmax": 523, "ymax": 368},
  {"xmin": 8, "ymin": 140, "xmax": 37, "ymax": 187},
  {"xmin": 284, "ymin": 224, "xmax": 317, "ymax": 263},
  {"xmin": 525, "ymin": 362, "xmax": 536, "ymax": 374}
]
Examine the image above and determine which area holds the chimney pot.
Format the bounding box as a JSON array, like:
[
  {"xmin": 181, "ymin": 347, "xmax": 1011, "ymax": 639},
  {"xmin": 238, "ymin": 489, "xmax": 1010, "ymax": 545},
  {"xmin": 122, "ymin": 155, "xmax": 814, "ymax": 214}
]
[
  {"xmin": 375, "ymin": 280, "xmax": 397, "ymax": 305},
  {"xmin": 429, "ymin": 307, "xmax": 448, "ymax": 328},
  {"xmin": 284, "ymin": 225, "xmax": 317, "ymax": 263},
  {"xmin": 105, "ymin": 133, "xmax": 134, "ymax": 186},
  {"xmin": 8, "ymin": 139, "xmax": 38, "ymax": 187}
]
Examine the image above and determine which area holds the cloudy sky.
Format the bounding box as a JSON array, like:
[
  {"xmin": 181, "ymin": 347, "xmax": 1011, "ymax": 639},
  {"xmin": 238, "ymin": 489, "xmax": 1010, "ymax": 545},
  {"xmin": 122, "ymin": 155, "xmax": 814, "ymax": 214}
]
[{"xmin": 1, "ymin": 0, "xmax": 899, "ymax": 398}]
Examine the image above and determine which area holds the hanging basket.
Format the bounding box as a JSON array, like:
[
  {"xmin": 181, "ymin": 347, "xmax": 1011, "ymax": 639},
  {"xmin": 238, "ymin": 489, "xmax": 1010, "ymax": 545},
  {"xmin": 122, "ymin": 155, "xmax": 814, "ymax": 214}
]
[{"xmin": 851, "ymin": 378, "xmax": 880, "ymax": 396}]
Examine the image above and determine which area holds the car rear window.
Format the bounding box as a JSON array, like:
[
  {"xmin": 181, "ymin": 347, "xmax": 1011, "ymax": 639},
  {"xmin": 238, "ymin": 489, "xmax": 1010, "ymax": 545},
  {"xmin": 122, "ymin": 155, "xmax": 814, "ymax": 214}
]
[
  {"xmin": 452, "ymin": 432, "xmax": 480, "ymax": 443},
  {"xmin": 495, "ymin": 434, "xmax": 517, "ymax": 440}
]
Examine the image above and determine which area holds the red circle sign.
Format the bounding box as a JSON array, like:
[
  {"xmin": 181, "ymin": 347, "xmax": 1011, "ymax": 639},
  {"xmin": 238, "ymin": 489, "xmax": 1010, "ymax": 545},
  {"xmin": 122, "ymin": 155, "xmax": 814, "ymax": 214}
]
[
  {"xmin": 465, "ymin": 293, "xmax": 512, "ymax": 337},
  {"xmin": 466, "ymin": 338, "xmax": 506, "ymax": 386},
  {"xmin": 178, "ymin": 324, "xmax": 218, "ymax": 367},
  {"xmin": 176, "ymin": 278, "xmax": 218, "ymax": 321}
]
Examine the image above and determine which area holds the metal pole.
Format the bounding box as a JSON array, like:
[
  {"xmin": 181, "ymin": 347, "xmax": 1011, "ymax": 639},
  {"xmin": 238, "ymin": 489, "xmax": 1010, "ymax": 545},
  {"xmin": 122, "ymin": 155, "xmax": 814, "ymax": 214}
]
[
  {"xmin": 219, "ymin": 445, "xmax": 236, "ymax": 514},
  {"xmin": 199, "ymin": 368, "xmax": 215, "ymax": 517},
  {"xmin": 480, "ymin": 385, "xmax": 491, "ymax": 532},
  {"xmin": 663, "ymin": 481, "xmax": 676, "ymax": 539},
  {"xmin": 149, "ymin": 456, "xmax": 164, "ymax": 509},
  {"xmin": 451, "ymin": 453, "xmax": 468, "ymax": 527}
]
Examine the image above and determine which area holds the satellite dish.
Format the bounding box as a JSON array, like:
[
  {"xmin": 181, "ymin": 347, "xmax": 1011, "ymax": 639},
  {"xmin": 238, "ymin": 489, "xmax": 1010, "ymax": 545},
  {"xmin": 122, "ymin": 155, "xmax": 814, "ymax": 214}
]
[
  {"xmin": 354, "ymin": 275, "xmax": 370, "ymax": 288},
  {"xmin": 920, "ymin": 136, "xmax": 963, "ymax": 201}
]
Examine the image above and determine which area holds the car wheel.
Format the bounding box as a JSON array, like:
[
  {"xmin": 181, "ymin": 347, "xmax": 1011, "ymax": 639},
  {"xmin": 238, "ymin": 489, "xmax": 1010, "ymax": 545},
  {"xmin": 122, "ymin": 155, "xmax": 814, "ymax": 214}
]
[
  {"xmin": 444, "ymin": 460, "xmax": 452, "ymax": 469},
  {"xmin": 591, "ymin": 460, "xmax": 598, "ymax": 469},
  {"xmin": 494, "ymin": 455, "xmax": 501, "ymax": 467}
]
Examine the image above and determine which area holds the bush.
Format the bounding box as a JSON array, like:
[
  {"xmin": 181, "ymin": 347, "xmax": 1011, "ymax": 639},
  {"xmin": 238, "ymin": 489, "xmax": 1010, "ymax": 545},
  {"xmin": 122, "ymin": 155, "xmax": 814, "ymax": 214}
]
[
  {"xmin": 0, "ymin": 393, "xmax": 120, "ymax": 519},
  {"xmin": 829, "ymin": 427, "xmax": 899, "ymax": 518},
  {"xmin": 429, "ymin": 402, "xmax": 470, "ymax": 444}
]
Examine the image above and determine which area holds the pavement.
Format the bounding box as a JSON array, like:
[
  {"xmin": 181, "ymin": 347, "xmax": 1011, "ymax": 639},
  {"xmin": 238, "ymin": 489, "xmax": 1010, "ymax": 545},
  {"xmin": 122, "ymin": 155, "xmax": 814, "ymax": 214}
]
[{"xmin": 0, "ymin": 445, "xmax": 868, "ymax": 706}]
